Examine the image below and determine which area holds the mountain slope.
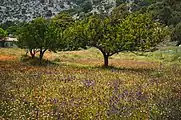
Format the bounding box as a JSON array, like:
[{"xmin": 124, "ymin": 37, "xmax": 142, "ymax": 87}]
[{"xmin": 0, "ymin": 0, "xmax": 116, "ymax": 23}]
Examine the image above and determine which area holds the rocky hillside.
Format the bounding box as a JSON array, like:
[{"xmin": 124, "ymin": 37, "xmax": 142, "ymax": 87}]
[{"xmin": 0, "ymin": 0, "xmax": 117, "ymax": 23}]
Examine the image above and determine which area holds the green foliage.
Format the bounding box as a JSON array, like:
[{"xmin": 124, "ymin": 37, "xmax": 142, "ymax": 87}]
[
  {"xmin": 61, "ymin": 22, "xmax": 87, "ymax": 51},
  {"xmin": 71, "ymin": 11, "xmax": 167, "ymax": 66},
  {"xmin": 0, "ymin": 28, "xmax": 7, "ymax": 39},
  {"xmin": 52, "ymin": 12, "xmax": 75, "ymax": 30},
  {"xmin": 0, "ymin": 21, "xmax": 16, "ymax": 30},
  {"xmin": 111, "ymin": 3, "xmax": 130, "ymax": 24},
  {"xmin": 17, "ymin": 17, "xmax": 61, "ymax": 60},
  {"xmin": 157, "ymin": 6, "xmax": 172, "ymax": 25},
  {"xmin": 148, "ymin": 0, "xmax": 181, "ymax": 26},
  {"xmin": 0, "ymin": 21, "xmax": 25, "ymax": 36},
  {"xmin": 122, "ymin": 12, "xmax": 168, "ymax": 51},
  {"xmin": 17, "ymin": 13, "xmax": 75, "ymax": 61},
  {"xmin": 6, "ymin": 22, "xmax": 26, "ymax": 37},
  {"xmin": 171, "ymin": 22, "xmax": 181, "ymax": 46}
]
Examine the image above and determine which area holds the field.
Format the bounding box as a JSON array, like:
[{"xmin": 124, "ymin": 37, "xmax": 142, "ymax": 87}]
[{"xmin": 0, "ymin": 47, "xmax": 181, "ymax": 119}]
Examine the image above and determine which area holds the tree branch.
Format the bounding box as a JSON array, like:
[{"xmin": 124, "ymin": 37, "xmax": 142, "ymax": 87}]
[{"xmin": 93, "ymin": 45, "xmax": 105, "ymax": 55}]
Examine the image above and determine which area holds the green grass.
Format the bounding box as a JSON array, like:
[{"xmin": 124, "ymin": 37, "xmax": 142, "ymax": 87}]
[{"xmin": 0, "ymin": 47, "xmax": 181, "ymax": 119}]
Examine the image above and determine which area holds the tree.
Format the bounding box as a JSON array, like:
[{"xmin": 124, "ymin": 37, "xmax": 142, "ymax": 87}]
[
  {"xmin": 16, "ymin": 23, "xmax": 37, "ymax": 58},
  {"xmin": 0, "ymin": 21, "xmax": 26, "ymax": 37},
  {"xmin": 171, "ymin": 22, "xmax": 181, "ymax": 46},
  {"xmin": 17, "ymin": 17, "xmax": 61, "ymax": 61},
  {"xmin": 0, "ymin": 28, "xmax": 7, "ymax": 47},
  {"xmin": 52, "ymin": 12, "xmax": 75, "ymax": 30},
  {"xmin": 123, "ymin": 13, "xmax": 168, "ymax": 51},
  {"xmin": 51, "ymin": 12, "xmax": 76, "ymax": 51},
  {"xmin": 72, "ymin": 12, "xmax": 167, "ymax": 67}
]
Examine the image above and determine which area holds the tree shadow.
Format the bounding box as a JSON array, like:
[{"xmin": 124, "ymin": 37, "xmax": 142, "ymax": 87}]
[
  {"xmin": 20, "ymin": 55, "xmax": 59, "ymax": 67},
  {"xmin": 95, "ymin": 65, "xmax": 156, "ymax": 74}
]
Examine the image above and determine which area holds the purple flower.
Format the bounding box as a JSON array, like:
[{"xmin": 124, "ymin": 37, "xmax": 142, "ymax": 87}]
[
  {"xmin": 82, "ymin": 80, "xmax": 95, "ymax": 87},
  {"xmin": 136, "ymin": 91, "xmax": 142, "ymax": 97},
  {"xmin": 51, "ymin": 98, "xmax": 58, "ymax": 104}
]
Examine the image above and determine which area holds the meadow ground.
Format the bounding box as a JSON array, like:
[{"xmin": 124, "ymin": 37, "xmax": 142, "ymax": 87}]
[{"xmin": 0, "ymin": 47, "xmax": 181, "ymax": 119}]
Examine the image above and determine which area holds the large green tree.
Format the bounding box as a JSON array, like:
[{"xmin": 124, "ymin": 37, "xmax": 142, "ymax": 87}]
[{"xmin": 71, "ymin": 12, "xmax": 167, "ymax": 67}]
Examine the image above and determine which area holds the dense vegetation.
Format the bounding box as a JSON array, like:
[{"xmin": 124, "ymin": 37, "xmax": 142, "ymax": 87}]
[{"xmin": 0, "ymin": 0, "xmax": 181, "ymax": 119}]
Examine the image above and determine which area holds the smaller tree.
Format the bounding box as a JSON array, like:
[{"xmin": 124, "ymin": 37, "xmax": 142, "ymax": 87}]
[
  {"xmin": 17, "ymin": 17, "xmax": 60, "ymax": 61},
  {"xmin": 16, "ymin": 23, "xmax": 37, "ymax": 58}
]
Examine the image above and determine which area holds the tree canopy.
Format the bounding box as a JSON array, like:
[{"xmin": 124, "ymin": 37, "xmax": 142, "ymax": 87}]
[
  {"xmin": 70, "ymin": 12, "xmax": 168, "ymax": 66},
  {"xmin": 17, "ymin": 12, "xmax": 76, "ymax": 61},
  {"xmin": 17, "ymin": 17, "xmax": 62, "ymax": 60}
]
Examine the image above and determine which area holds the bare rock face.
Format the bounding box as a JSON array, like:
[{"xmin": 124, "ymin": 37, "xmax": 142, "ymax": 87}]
[
  {"xmin": 0, "ymin": 0, "xmax": 116, "ymax": 23},
  {"xmin": 0, "ymin": 0, "xmax": 74, "ymax": 23}
]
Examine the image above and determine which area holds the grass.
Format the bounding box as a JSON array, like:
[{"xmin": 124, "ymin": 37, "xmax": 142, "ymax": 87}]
[{"xmin": 0, "ymin": 47, "xmax": 181, "ymax": 119}]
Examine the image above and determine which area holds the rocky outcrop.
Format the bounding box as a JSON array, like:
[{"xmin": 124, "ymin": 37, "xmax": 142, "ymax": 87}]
[{"xmin": 0, "ymin": 0, "xmax": 116, "ymax": 23}]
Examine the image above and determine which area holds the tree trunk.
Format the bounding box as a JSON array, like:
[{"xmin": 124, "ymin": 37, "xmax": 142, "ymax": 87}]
[
  {"xmin": 39, "ymin": 49, "xmax": 47, "ymax": 62},
  {"xmin": 39, "ymin": 50, "xmax": 44, "ymax": 61},
  {"xmin": 30, "ymin": 49, "xmax": 35, "ymax": 58},
  {"xmin": 94, "ymin": 46, "xmax": 110, "ymax": 67},
  {"xmin": 103, "ymin": 54, "xmax": 109, "ymax": 67}
]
